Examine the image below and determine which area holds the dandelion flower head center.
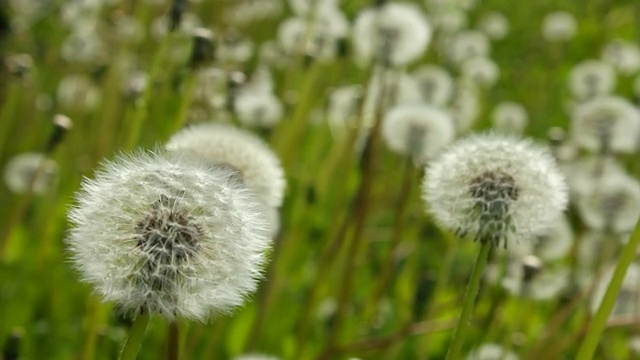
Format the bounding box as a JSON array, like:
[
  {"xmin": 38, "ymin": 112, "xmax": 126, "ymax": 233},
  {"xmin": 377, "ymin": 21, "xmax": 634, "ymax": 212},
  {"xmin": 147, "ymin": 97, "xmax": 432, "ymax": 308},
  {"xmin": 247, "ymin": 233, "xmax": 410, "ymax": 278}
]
[
  {"xmin": 135, "ymin": 194, "xmax": 202, "ymax": 268},
  {"xmin": 467, "ymin": 170, "xmax": 519, "ymax": 246}
]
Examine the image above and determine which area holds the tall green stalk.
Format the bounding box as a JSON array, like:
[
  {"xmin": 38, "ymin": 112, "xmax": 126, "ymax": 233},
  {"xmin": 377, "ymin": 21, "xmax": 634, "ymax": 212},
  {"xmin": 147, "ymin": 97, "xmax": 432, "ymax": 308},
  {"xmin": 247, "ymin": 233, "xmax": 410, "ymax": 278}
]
[
  {"xmin": 445, "ymin": 241, "xmax": 492, "ymax": 360},
  {"xmin": 576, "ymin": 216, "xmax": 640, "ymax": 360},
  {"xmin": 119, "ymin": 313, "xmax": 150, "ymax": 360}
]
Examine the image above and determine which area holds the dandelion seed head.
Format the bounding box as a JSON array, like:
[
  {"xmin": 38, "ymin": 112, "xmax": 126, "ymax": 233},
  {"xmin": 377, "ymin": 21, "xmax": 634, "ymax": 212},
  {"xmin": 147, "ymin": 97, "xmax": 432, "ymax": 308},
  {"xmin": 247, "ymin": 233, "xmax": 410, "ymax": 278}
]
[
  {"xmin": 424, "ymin": 134, "xmax": 568, "ymax": 247},
  {"xmin": 570, "ymin": 96, "xmax": 640, "ymax": 153},
  {"xmin": 412, "ymin": 65, "xmax": 454, "ymax": 107},
  {"xmin": 234, "ymin": 88, "xmax": 283, "ymax": 128},
  {"xmin": 575, "ymin": 172, "xmax": 640, "ymax": 234},
  {"xmin": 602, "ymin": 39, "xmax": 640, "ymax": 76},
  {"xmin": 478, "ymin": 12, "xmax": 509, "ymax": 40},
  {"xmin": 491, "ymin": 101, "xmax": 529, "ymax": 135},
  {"xmin": 460, "ymin": 56, "xmax": 500, "ymax": 88},
  {"xmin": 66, "ymin": 151, "xmax": 271, "ymax": 321},
  {"xmin": 568, "ymin": 60, "xmax": 616, "ymax": 101},
  {"xmin": 447, "ymin": 30, "xmax": 490, "ymax": 65},
  {"xmin": 4, "ymin": 153, "xmax": 58, "ymax": 195},
  {"xmin": 382, "ymin": 104, "xmax": 455, "ymax": 164},
  {"xmin": 166, "ymin": 122, "xmax": 286, "ymax": 209},
  {"xmin": 541, "ymin": 11, "xmax": 577, "ymax": 42},
  {"xmin": 352, "ymin": 3, "xmax": 432, "ymax": 67}
]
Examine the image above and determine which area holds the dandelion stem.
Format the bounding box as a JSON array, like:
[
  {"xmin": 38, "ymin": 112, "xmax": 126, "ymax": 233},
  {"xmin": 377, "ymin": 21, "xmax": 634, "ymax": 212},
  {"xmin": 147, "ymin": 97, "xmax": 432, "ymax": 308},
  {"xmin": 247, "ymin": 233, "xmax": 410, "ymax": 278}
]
[
  {"xmin": 445, "ymin": 240, "xmax": 491, "ymax": 360},
  {"xmin": 119, "ymin": 313, "xmax": 150, "ymax": 360},
  {"xmin": 167, "ymin": 322, "xmax": 180, "ymax": 360},
  {"xmin": 576, "ymin": 216, "xmax": 640, "ymax": 360}
]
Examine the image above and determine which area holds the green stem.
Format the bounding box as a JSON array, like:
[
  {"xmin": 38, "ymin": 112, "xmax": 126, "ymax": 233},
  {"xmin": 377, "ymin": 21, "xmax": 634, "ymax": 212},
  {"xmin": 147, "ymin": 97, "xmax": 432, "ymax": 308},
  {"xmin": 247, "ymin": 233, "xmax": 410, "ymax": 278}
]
[
  {"xmin": 119, "ymin": 313, "xmax": 150, "ymax": 360},
  {"xmin": 576, "ymin": 217, "xmax": 640, "ymax": 360},
  {"xmin": 167, "ymin": 322, "xmax": 179, "ymax": 360},
  {"xmin": 445, "ymin": 241, "xmax": 492, "ymax": 360}
]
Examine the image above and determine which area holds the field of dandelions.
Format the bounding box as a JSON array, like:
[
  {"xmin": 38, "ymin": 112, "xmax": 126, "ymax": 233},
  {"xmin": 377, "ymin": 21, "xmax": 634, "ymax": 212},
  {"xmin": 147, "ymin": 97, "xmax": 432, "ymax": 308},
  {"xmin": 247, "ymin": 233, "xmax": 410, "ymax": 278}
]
[{"xmin": 2, "ymin": 0, "xmax": 640, "ymax": 359}]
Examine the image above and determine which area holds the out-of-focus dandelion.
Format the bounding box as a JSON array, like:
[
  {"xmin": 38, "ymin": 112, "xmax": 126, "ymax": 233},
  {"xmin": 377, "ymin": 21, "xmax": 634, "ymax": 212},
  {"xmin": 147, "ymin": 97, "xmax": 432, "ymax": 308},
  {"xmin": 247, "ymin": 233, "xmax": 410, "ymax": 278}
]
[
  {"xmin": 447, "ymin": 30, "xmax": 490, "ymax": 65},
  {"xmin": 575, "ymin": 172, "xmax": 640, "ymax": 234},
  {"xmin": 66, "ymin": 151, "xmax": 271, "ymax": 320},
  {"xmin": 602, "ymin": 40, "xmax": 640, "ymax": 76},
  {"xmin": 233, "ymin": 85, "xmax": 284, "ymax": 129},
  {"xmin": 478, "ymin": 11, "xmax": 509, "ymax": 41},
  {"xmin": 460, "ymin": 56, "xmax": 500, "ymax": 88},
  {"xmin": 511, "ymin": 215, "xmax": 573, "ymax": 262},
  {"xmin": 491, "ymin": 101, "xmax": 529, "ymax": 135},
  {"xmin": 450, "ymin": 79, "xmax": 481, "ymax": 133},
  {"xmin": 541, "ymin": 11, "xmax": 577, "ymax": 42},
  {"xmin": 568, "ymin": 59, "xmax": 616, "ymax": 101},
  {"xmin": 430, "ymin": 6, "xmax": 468, "ymax": 34},
  {"xmin": 166, "ymin": 122, "xmax": 286, "ymax": 209},
  {"xmin": 4, "ymin": 153, "xmax": 57, "ymax": 195},
  {"xmin": 381, "ymin": 104, "xmax": 455, "ymax": 164},
  {"xmin": 412, "ymin": 65, "xmax": 454, "ymax": 107},
  {"xmin": 352, "ymin": 2, "xmax": 432, "ymax": 67},
  {"xmin": 570, "ymin": 96, "xmax": 640, "ymax": 154},
  {"xmin": 465, "ymin": 343, "xmax": 519, "ymax": 360},
  {"xmin": 57, "ymin": 74, "xmax": 101, "ymax": 112}
]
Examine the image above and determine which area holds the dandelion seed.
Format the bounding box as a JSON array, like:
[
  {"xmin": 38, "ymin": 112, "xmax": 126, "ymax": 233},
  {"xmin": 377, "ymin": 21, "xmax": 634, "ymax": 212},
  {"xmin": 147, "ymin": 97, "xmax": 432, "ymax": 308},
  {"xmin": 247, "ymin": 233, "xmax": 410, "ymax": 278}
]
[
  {"xmin": 491, "ymin": 101, "xmax": 528, "ymax": 135},
  {"xmin": 352, "ymin": 3, "xmax": 432, "ymax": 67},
  {"xmin": 541, "ymin": 11, "xmax": 577, "ymax": 42},
  {"xmin": 424, "ymin": 134, "xmax": 568, "ymax": 247},
  {"xmin": 66, "ymin": 151, "xmax": 271, "ymax": 320},
  {"xmin": 166, "ymin": 122, "xmax": 286, "ymax": 209},
  {"xmin": 381, "ymin": 104, "xmax": 455, "ymax": 164},
  {"xmin": 4, "ymin": 153, "xmax": 57, "ymax": 195},
  {"xmin": 570, "ymin": 96, "xmax": 640, "ymax": 154},
  {"xmin": 568, "ymin": 60, "xmax": 616, "ymax": 101}
]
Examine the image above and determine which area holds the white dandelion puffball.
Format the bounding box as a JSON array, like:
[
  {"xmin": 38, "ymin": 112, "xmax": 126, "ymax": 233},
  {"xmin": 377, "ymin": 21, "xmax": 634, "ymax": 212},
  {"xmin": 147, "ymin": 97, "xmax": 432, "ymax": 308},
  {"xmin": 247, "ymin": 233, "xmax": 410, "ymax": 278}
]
[
  {"xmin": 450, "ymin": 79, "xmax": 481, "ymax": 133},
  {"xmin": 4, "ymin": 153, "xmax": 58, "ymax": 195},
  {"xmin": 382, "ymin": 104, "xmax": 455, "ymax": 163},
  {"xmin": 491, "ymin": 101, "xmax": 529, "ymax": 135},
  {"xmin": 166, "ymin": 122, "xmax": 286, "ymax": 208},
  {"xmin": 575, "ymin": 172, "xmax": 640, "ymax": 234},
  {"xmin": 568, "ymin": 60, "xmax": 616, "ymax": 101},
  {"xmin": 466, "ymin": 343, "xmax": 519, "ymax": 360},
  {"xmin": 570, "ymin": 96, "xmax": 640, "ymax": 153},
  {"xmin": 541, "ymin": 11, "xmax": 577, "ymax": 42},
  {"xmin": 352, "ymin": 3, "xmax": 432, "ymax": 67},
  {"xmin": 602, "ymin": 40, "xmax": 640, "ymax": 76},
  {"xmin": 412, "ymin": 65, "xmax": 454, "ymax": 107},
  {"xmin": 478, "ymin": 12, "xmax": 509, "ymax": 40},
  {"xmin": 424, "ymin": 134, "xmax": 568, "ymax": 247},
  {"xmin": 460, "ymin": 56, "xmax": 500, "ymax": 88},
  {"xmin": 66, "ymin": 151, "xmax": 271, "ymax": 320},
  {"xmin": 233, "ymin": 88, "xmax": 283, "ymax": 128},
  {"xmin": 447, "ymin": 30, "xmax": 491, "ymax": 65}
]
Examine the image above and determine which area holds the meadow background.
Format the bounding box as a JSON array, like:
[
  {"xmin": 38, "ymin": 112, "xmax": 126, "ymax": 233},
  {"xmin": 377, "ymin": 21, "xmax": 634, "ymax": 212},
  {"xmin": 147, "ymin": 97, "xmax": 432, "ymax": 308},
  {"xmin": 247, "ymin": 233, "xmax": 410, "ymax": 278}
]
[{"xmin": 1, "ymin": 0, "xmax": 640, "ymax": 359}]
